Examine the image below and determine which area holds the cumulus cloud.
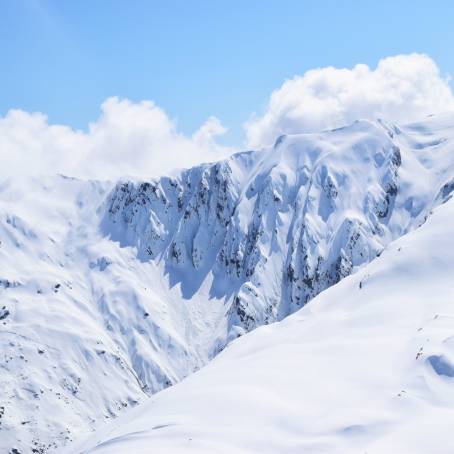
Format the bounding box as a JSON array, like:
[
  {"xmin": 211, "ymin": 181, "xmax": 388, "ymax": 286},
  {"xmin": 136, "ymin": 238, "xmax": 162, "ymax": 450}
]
[
  {"xmin": 0, "ymin": 97, "xmax": 232, "ymax": 180},
  {"xmin": 2, "ymin": 54, "xmax": 454, "ymax": 180},
  {"xmin": 245, "ymin": 53, "xmax": 454, "ymax": 148}
]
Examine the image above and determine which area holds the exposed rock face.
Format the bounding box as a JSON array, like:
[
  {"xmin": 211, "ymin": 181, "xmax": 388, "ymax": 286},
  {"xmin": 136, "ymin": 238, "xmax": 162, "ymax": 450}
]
[{"xmin": 103, "ymin": 119, "xmax": 453, "ymax": 340}]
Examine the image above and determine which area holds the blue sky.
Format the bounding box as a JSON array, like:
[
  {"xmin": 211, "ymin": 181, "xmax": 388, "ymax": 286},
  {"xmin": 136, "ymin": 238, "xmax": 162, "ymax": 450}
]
[{"xmin": 1, "ymin": 0, "xmax": 454, "ymax": 144}]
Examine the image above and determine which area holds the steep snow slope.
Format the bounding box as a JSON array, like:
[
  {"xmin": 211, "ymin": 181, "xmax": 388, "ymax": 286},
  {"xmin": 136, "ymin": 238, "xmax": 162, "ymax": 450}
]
[
  {"xmin": 1, "ymin": 115, "xmax": 454, "ymax": 452},
  {"xmin": 0, "ymin": 177, "xmax": 226, "ymax": 453},
  {"xmin": 72, "ymin": 185, "xmax": 454, "ymax": 454}
]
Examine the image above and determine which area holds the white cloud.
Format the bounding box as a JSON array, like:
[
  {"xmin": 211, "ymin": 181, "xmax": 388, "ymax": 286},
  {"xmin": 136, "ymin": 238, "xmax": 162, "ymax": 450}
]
[
  {"xmin": 192, "ymin": 116, "xmax": 227, "ymax": 147},
  {"xmin": 245, "ymin": 53, "xmax": 454, "ymax": 148},
  {"xmin": 0, "ymin": 97, "xmax": 233, "ymax": 180},
  {"xmin": 2, "ymin": 54, "xmax": 453, "ymax": 180}
]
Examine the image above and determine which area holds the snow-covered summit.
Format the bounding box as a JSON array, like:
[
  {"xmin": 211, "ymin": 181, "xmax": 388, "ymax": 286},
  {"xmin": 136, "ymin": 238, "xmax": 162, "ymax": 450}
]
[
  {"xmin": 104, "ymin": 117, "xmax": 454, "ymax": 339},
  {"xmin": 2, "ymin": 114, "xmax": 454, "ymax": 452}
]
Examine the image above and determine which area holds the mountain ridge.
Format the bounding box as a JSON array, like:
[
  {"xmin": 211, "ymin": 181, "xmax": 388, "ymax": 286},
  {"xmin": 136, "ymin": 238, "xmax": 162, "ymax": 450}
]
[
  {"xmin": 1, "ymin": 114, "xmax": 454, "ymax": 452},
  {"xmin": 72, "ymin": 185, "xmax": 454, "ymax": 454}
]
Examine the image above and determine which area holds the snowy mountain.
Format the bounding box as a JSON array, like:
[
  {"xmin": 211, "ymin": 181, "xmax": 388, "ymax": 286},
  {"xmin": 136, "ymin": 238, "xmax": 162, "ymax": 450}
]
[
  {"xmin": 71, "ymin": 178, "xmax": 454, "ymax": 454},
  {"xmin": 103, "ymin": 116, "xmax": 454, "ymax": 341},
  {"xmin": 2, "ymin": 114, "xmax": 454, "ymax": 453}
]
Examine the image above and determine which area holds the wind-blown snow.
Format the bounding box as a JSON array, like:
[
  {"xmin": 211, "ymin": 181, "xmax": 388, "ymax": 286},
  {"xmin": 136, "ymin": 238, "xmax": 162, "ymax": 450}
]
[{"xmin": 2, "ymin": 114, "xmax": 454, "ymax": 453}]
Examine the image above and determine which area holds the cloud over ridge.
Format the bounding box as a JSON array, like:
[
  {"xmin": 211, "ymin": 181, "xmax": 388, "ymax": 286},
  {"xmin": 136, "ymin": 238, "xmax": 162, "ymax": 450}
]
[
  {"xmin": 1, "ymin": 54, "xmax": 454, "ymax": 179},
  {"xmin": 245, "ymin": 53, "xmax": 454, "ymax": 148},
  {"xmin": 0, "ymin": 97, "xmax": 231, "ymax": 180}
]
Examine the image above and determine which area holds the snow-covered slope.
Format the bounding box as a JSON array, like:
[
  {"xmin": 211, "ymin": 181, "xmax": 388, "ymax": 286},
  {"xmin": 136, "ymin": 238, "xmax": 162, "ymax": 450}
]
[
  {"xmin": 72, "ymin": 173, "xmax": 454, "ymax": 454},
  {"xmin": 0, "ymin": 177, "xmax": 226, "ymax": 453},
  {"xmin": 1, "ymin": 115, "xmax": 454, "ymax": 452},
  {"xmin": 104, "ymin": 116, "xmax": 454, "ymax": 340}
]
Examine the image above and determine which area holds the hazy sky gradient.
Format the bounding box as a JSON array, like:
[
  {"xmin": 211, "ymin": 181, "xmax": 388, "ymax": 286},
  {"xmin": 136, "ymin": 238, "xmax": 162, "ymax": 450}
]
[{"xmin": 1, "ymin": 0, "xmax": 454, "ymax": 144}]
